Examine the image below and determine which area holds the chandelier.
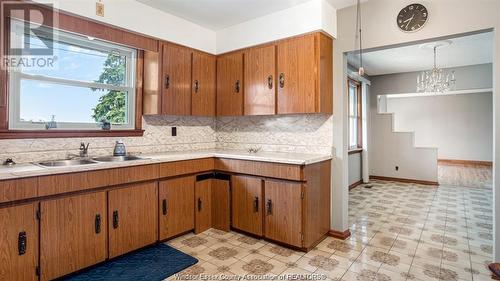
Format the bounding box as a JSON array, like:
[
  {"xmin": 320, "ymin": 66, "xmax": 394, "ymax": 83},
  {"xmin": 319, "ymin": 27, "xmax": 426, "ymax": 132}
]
[{"xmin": 417, "ymin": 42, "xmax": 456, "ymax": 93}]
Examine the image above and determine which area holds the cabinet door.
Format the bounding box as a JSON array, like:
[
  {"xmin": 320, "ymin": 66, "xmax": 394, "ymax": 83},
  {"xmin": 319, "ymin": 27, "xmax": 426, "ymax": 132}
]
[
  {"xmin": 192, "ymin": 51, "xmax": 216, "ymax": 116},
  {"xmin": 277, "ymin": 34, "xmax": 317, "ymax": 114},
  {"xmin": 244, "ymin": 45, "xmax": 276, "ymax": 115},
  {"xmin": 108, "ymin": 182, "xmax": 158, "ymax": 258},
  {"xmin": 211, "ymin": 178, "xmax": 230, "ymax": 232},
  {"xmin": 159, "ymin": 176, "xmax": 195, "ymax": 240},
  {"xmin": 40, "ymin": 192, "xmax": 107, "ymax": 281},
  {"xmin": 194, "ymin": 179, "xmax": 211, "ymax": 233},
  {"xmin": 232, "ymin": 175, "xmax": 263, "ymax": 236},
  {"xmin": 216, "ymin": 52, "xmax": 243, "ymax": 116},
  {"xmin": 161, "ymin": 43, "xmax": 192, "ymax": 115},
  {"xmin": 264, "ymin": 180, "xmax": 302, "ymax": 247},
  {"xmin": 0, "ymin": 203, "xmax": 38, "ymax": 281}
]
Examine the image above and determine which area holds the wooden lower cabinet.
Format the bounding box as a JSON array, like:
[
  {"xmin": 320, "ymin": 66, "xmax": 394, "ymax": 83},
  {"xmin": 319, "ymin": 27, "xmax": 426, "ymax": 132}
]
[
  {"xmin": 211, "ymin": 177, "xmax": 230, "ymax": 232},
  {"xmin": 108, "ymin": 182, "xmax": 158, "ymax": 258},
  {"xmin": 264, "ymin": 180, "xmax": 303, "ymax": 248},
  {"xmin": 194, "ymin": 178, "xmax": 211, "ymax": 233},
  {"xmin": 159, "ymin": 176, "xmax": 195, "ymax": 240},
  {"xmin": 231, "ymin": 175, "xmax": 263, "ymax": 236},
  {"xmin": 40, "ymin": 192, "xmax": 107, "ymax": 281},
  {"xmin": 0, "ymin": 203, "xmax": 38, "ymax": 281}
]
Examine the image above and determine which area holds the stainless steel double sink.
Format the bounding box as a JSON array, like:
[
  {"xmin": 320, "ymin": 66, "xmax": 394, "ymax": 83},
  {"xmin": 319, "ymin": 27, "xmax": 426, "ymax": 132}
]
[{"xmin": 36, "ymin": 155, "xmax": 145, "ymax": 167}]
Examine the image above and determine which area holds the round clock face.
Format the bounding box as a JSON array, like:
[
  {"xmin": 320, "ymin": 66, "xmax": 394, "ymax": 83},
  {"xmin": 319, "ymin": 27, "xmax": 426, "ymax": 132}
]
[{"xmin": 397, "ymin": 3, "xmax": 428, "ymax": 32}]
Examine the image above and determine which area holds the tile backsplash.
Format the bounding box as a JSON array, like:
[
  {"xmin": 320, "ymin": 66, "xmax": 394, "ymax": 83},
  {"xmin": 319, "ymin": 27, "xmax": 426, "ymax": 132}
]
[
  {"xmin": 216, "ymin": 114, "xmax": 333, "ymax": 154},
  {"xmin": 0, "ymin": 114, "xmax": 333, "ymax": 163}
]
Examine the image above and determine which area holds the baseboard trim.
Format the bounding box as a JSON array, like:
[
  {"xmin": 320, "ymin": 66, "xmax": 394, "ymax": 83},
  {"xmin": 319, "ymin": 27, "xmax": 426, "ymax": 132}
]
[
  {"xmin": 438, "ymin": 159, "xmax": 492, "ymax": 167},
  {"xmin": 369, "ymin": 175, "xmax": 438, "ymax": 186},
  {"xmin": 328, "ymin": 229, "xmax": 351, "ymax": 240},
  {"xmin": 349, "ymin": 180, "xmax": 363, "ymax": 190}
]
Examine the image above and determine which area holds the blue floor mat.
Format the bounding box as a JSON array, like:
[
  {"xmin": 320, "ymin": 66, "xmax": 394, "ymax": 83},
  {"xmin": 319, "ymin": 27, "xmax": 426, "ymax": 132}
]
[{"xmin": 63, "ymin": 244, "xmax": 198, "ymax": 281}]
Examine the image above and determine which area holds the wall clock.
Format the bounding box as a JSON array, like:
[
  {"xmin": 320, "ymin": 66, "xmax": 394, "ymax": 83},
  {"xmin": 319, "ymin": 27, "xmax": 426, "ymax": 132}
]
[{"xmin": 397, "ymin": 3, "xmax": 428, "ymax": 32}]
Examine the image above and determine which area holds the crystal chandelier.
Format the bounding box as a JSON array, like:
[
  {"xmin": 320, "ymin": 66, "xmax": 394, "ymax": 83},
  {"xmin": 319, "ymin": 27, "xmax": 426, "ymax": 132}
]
[{"xmin": 417, "ymin": 44, "xmax": 456, "ymax": 93}]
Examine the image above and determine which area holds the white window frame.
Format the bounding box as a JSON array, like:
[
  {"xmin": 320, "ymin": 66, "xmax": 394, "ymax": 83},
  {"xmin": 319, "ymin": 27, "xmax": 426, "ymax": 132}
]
[{"xmin": 8, "ymin": 19, "xmax": 136, "ymax": 130}]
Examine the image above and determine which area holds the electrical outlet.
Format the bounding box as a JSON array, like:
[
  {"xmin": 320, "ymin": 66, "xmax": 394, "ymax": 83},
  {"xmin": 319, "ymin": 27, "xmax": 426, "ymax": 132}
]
[
  {"xmin": 395, "ymin": 166, "xmax": 399, "ymax": 171},
  {"xmin": 171, "ymin": 127, "xmax": 177, "ymax": 136}
]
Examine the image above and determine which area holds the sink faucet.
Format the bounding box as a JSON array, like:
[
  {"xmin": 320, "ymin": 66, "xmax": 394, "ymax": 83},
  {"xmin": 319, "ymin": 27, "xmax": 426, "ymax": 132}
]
[{"xmin": 79, "ymin": 142, "xmax": 90, "ymax": 158}]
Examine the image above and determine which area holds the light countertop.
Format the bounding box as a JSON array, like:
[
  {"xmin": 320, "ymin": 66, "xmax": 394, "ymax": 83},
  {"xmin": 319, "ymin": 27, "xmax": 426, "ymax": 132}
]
[{"xmin": 0, "ymin": 149, "xmax": 332, "ymax": 181}]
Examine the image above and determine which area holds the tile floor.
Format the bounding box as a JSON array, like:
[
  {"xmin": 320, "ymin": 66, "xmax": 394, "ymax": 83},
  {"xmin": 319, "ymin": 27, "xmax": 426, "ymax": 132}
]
[{"xmin": 166, "ymin": 165, "xmax": 493, "ymax": 280}]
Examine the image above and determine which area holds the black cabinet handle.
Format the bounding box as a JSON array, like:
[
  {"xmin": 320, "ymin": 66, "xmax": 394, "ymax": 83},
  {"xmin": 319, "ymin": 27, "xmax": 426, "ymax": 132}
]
[
  {"xmin": 267, "ymin": 75, "xmax": 273, "ymax": 89},
  {"xmin": 162, "ymin": 199, "xmax": 168, "ymax": 215},
  {"xmin": 95, "ymin": 214, "xmax": 101, "ymax": 234},
  {"xmin": 165, "ymin": 74, "xmax": 170, "ymax": 89},
  {"xmin": 266, "ymin": 199, "xmax": 272, "ymax": 215},
  {"xmin": 235, "ymin": 80, "xmax": 240, "ymax": 93},
  {"xmin": 198, "ymin": 198, "xmax": 202, "ymax": 212},
  {"xmin": 112, "ymin": 211, "xmax": 119, "ymax": 229},
  {"xmin": 18, "ymin": 231, "xmax": 26, "ymax": 256},
  {"xmin": 253, "ymin": 197, "xmax": 259, "ymax": 212},
  {"xmin": 194, "ymin": 80, "xmax": 199, "ymax": 93},
  {"xmin": 279, "ymin": 73, "xmax": 285, "ymax": 88}
]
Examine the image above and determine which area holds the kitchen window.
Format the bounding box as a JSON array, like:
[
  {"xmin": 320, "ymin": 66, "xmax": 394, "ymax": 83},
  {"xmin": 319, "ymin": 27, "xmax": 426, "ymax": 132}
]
[
  {"xmin": 348, "ymin": 79, "xmax": 362, "ymax": 150},
  {"xmin": 8, "ymin": 19, "xmax": 137, "ymax": 131}
]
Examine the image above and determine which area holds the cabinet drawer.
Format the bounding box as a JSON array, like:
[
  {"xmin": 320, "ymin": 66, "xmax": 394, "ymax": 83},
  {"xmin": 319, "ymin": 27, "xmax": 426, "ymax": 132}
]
[
  {"xmin": 159, "ymin": 158, "xmax": 214, "ymax": 178},
  {"xmin": 108, "ymin": 164, "xmax": 159, "ymax": 186},
  {"xmin": 215, "ymin": 158, "xmax": 302, "ymax": 181},
  {"xmin": 38, "ymin": 170, "xmax": 108, "ymax": 197},
  {"xmin": 0, "ymin": 177, "xmax": 38, "ymax": 203}
]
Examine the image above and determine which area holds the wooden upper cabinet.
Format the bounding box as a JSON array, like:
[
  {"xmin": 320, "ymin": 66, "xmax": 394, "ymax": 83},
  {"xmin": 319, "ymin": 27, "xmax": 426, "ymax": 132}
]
[
  {"xmin": 244, "ymin": 45, "xmax": 276, "ymax": 115},
  {"xmin": 40, "ymin": 192, "xmax": 107, "ymax": 281},
  {"xmin": 216, "ymin": 52, "xmax": 244, "ymax": 116},
  {"xmin": 0, "ymin": 203, "xmax": 38, "ymax": 281},
  {"xmin": 277, "ymin": 33, "xmax": 333, "ymax": 114},
  {"xmin": 192, "ymin": 52, "xmax": 216, "ymax": 116},
  {"xmin": 108, "ymin": 182, "xmax": 158, "ymax": 258},
  {"xmin": 161, "ymin": 43, "xmax": 192, "ymax": 115}
]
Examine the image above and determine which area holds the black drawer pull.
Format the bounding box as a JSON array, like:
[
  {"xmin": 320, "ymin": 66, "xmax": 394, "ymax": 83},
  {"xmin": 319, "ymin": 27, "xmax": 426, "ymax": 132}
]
[
  {"xmin": 253, "ymin": 197, "xmax": 259, "ymax": 212},
  {"xmin": 165, "ymin": 74, "xmax": 170, "ymax": 89},
  {"xmin": 112, "ymin": 211, "xmax": 119, "ymax": 229},
  {"xmin": 18, "ymin": 231, "xmax": 26, "ymax": 256},
  {"xmin": 279, "ymin": 73, "xmax": 285, "ymax": 88},
  {"xmin": 266, "ymin": 199, "xmax": 273, "ymax": 215},
  {"xmin": 198, "ymin": 198, "xmax": 202, "ymax": 212},
  {"xmin": 235, "ymin": 80, "xmax": 240, "ymax": 93},
  {"xmin": 95, "ymin": 214, "xmax": 101, "ymax": 234},
  {"xmin": 267, "ymin": 75, "xmax": 273, "ymax": 89},
  {"xmin": 162, "ymin": 199, "xmax": 168, "ymax": 215}
]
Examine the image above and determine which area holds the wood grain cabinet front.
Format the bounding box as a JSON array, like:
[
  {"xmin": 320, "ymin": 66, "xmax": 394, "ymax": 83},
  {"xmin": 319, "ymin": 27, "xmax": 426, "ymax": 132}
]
[
  {"xmin": 0, "ymin": 203, "xmax": 38, "ymax": 281},
  {"xmin": 161, "ymin": 43, "xmax": 192, "ymax": 115},
  {"xmin": 264, "ymin": 179, "xmax": 303, "ymax": 248},
  {"xmin": 216, "ymin": 52, "xmax": 244, "ymax": 116},
  {"xmin": 40, "ymin": 192, "xmax": 107, "ymax": 281},
  {"xmin": 159, "ymin": 176, "xmax": 195, "ymax": 240},
  {"xmin": 192, "ymin": 51, "xmax": 216, "ymax": 116},
  {"xmin": 194, "ymin": 178, "xmax": 212, "ymax": 233},
  {"xmin": 231, "ymin": 175, "xmax": 263, "ymax": 236},
  {"xmin": 244, "ymin": 45, "xmax": 276, "ymax": 115},
  {"xmin": 108, "ymin": 182, "xmax": 158, "ymax": 258}
]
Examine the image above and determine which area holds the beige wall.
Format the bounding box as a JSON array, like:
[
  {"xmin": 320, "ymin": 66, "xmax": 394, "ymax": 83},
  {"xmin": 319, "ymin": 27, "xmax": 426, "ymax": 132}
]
[{"xmin": 334, "ymin": 0, "xmax": 500, "ymax": 261}]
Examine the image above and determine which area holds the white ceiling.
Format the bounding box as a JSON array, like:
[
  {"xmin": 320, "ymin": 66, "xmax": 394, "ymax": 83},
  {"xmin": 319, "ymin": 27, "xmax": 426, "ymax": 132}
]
[
  {"xmin": 136, "ymin": 0, "xmax": 317, "ymax": 30},
  {"xmin": 347, "ymin": 32, "xmax": 493, "ymax": 76}
]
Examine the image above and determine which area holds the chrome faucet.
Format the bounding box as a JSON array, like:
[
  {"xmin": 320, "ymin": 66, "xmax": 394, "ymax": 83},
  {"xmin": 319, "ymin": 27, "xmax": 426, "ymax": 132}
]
[{"xmin": 79, "ymin": 142, "xmax": 90, "ymax": 158}]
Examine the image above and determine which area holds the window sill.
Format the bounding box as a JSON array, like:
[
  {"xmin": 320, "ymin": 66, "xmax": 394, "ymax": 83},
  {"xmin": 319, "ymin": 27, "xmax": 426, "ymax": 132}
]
[
  {"xmin": 348, "ymin": 148, "xmax": 363, "ymax": 155},
  {"xmin": 0, "ymin": 129, "xmax": 144, "ymax": 139}
]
